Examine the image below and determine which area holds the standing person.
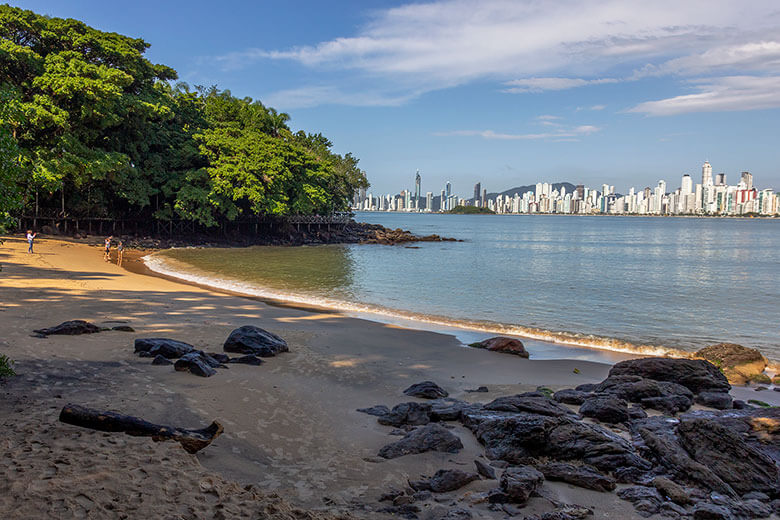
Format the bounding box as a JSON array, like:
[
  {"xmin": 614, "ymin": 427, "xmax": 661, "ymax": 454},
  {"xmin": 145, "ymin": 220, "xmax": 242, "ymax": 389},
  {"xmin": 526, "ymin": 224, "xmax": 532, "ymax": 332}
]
[
  {"xmin": 104, "ymin": 236, "xmax": 112, "ymax": 262},
  {"xmin": 116, "ymin": 239, "xmax": 124, "ymax": 267},
  {"xmin": 26, "ymin": 230, "xmax": 37, "ymax": 253}
]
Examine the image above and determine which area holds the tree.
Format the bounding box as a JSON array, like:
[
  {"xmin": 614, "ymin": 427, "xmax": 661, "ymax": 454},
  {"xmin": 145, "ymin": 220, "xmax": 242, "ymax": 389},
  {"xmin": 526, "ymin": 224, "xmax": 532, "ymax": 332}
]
[{"xmin": 0, "ymin": 87, "xmax": 21, "ymax": 232}]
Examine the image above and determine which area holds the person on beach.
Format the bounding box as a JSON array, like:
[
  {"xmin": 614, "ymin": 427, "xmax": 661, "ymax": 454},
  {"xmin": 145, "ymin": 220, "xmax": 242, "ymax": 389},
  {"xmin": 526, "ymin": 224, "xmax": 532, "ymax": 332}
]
[
  {"xmin": 26, "ymin": 230, "xmax": 37, "ymax": 253},
  {"xmin": 104, "ymin": 236, "xmax": 112, "ymax": 262},
  {"xmin": 116, "ymin": 240, "xmax": 124, "ymax": 267}
]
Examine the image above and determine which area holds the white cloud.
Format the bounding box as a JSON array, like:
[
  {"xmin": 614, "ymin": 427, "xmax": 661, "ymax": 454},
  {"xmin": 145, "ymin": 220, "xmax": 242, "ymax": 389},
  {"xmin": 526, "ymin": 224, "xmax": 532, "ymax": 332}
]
[
  {"xmin": 504, "ymin": 77, "xmax": 618, "ymax": 93},
  {"xmin": 436, "ymin": 124, "xmax": 600, "ymax": 141},
  {"xmin": 214, "ymin": 0, "xmax": 780, "ymax": 110},
  {"xmin": 628, "ymin": 75, "xmax": 780, "ymax": 115}
]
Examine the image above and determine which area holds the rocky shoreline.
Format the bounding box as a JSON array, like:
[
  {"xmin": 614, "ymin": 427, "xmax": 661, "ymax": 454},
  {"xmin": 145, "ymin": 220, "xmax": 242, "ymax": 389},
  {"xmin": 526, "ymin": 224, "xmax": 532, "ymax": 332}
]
[{"xmin": 36, "ymin": 220, "xmax": 458, "ymax": 250}]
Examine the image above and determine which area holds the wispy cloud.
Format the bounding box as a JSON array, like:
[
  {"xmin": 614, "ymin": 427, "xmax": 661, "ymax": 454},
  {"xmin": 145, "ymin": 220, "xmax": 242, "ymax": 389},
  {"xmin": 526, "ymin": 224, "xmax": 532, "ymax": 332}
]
[
  {"xmin": 436, "ymin": 124, "xmax": 600, "ymax": 141},
  {"xmin": 211, "ymin": 0, "xmax": 780, "ymax": 111},
  {"xmin": 577, "ymin": 104, "xmax": 607, "ymax": 111},
  {"xmin": 628, "ymin": 75, "xmax": 780, "ymax": 115}
]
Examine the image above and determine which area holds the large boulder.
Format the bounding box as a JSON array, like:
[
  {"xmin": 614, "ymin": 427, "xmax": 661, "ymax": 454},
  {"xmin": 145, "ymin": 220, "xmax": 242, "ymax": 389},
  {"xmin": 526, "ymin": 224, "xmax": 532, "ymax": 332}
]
[
  {"xmin": 499, "ymin": 465, "xmax": 544, "ymax": 504},
  {"xmin": 469, "ymin": 337, "xmax": 529, "ymax": 358},
  {"xmin": 579, "ymin": 395, "xmax": 630, "ymax": 424},
  {"xmin": 695, "ymin": 391, "xmax": 733, "ymax": 410},
  {"xmin": 134, "ymin": 338, "xmax": 195, "ymax": 359},
  {"xmin": 223, "ymin": 326, "xmax": 288, "ymax": 357},
  {"xmin": 484, "ymin": 392, "xmax": 574, "ymax": 417},
  {"xmin": 34, "ymin": 320, "xmax": 101, "ymax": 336},
  {"xmin": 403, "ymin": 381, "xmax": 449, "ymax": 399},
  {"xmin": 696, "ymin": 343, "xmax": 768, "ymax": 384},
  {"xmin": 677, "ymin": 417, "xmax": 780, "ymax": 496},
  {"xmin": 609, "ymin": 358, "xmax": 730, "ymax": 394},
  {"xmin": 536, "ymin": 462, "xmax": 616, "ymax": 492},
  {"xmin": 378, "ymin": 424, "xmax": 463, "ymax": 459}
]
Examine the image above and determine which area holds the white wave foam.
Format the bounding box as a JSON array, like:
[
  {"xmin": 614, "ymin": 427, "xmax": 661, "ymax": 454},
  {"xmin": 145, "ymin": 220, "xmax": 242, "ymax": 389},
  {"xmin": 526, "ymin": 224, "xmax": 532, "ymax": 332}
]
[{"xmin": 143, "ymin": 252, "xmax": 690, "ymax": 359}]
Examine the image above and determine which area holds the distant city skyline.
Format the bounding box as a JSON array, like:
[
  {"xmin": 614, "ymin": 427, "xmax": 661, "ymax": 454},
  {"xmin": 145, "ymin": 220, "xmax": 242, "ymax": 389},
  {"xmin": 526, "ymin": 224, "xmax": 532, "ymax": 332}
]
[
  {"xmin": 15, "ymin": 0, "xmax": 780, "ymax": 192},
  {"xmin": 355, "ymin": 161, "xmax": 778, "ymax": 216}
]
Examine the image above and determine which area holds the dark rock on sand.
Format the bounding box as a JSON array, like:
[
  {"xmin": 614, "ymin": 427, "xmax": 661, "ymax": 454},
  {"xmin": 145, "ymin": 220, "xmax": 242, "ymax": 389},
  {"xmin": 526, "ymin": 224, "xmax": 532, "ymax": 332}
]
[
  {"xmin": 609, "ymin": 358, "xmax": 730, "ymax": 394},
  {"xmin": 223, "ymin": 325, "xmax": 288, "ymax": 357},
  {"xmin": 696, "ymin": 342, "xmax": 768, "ymax": 385},
  {"xmin": 207, "ymin": 352, "xmax": 231, "ymax": 364},
  {"xmin": 151, "ymin": 354, "xmax": 173, "ymax": 366},
  {"xmin": 651, "ymin": 476, "xmax": 691, "ymax": 505},
  {"xmin": 378, "ymin": 423, "xmax": 463, "ymax": 459},
  {"xmin": 228, "ymin": 354, "xmax": 264, "ymax": 366},
  {"xmin": 691, "ymin": 503, "xmax": 734, "ymax": 520},
  {"xmin": 484, "ymin": 392, "xmax": 574, "ymax": 417},
  {"xmin": 639, "ymin": 394, "xmax": 693, "ymax": 414},
  {"xmin": 173, "ymin": 351, "xmax": 218, "ymax": 377},
  {"xmin": 536, "ymin": 462, "xmax": 616, "ymax": 492},
  {"xmin": 378, "ymin": 402, "xmax": 432, "ymax": 427},
  {"xmin": 595, "ymin": 376, "xmax": 694, "ymax": 413},
  {"xmin": 695, "ymin": 391, "xmax": 733, "ymax": 410},
  {"xmin": 134, "ymin": 338, "xmax": 195, "ymax": 359},
  {"xmin": 499, "ymin": 465, "xmax": 544, "ymax": 504},
  {"xmin": 617, "ymin": 486, "xmax": 664, "ymax": 517},
  {"xmin": 469, "ymin": 337, "xmax": 529, "ymax": 358},
  {"xmin": 411, "ymin": 469, "xmax": 480, "ymax": 493},
  {"xmin": 429, "ymin": 399, "xmax": 477, "ymax": 422},
  {"xmin": 111, "ymin": 325, "xmax": 135, "ymax": 332},
  {"xmin": 579, "ymin": 395, "xmax": 630, "ymax": 423},
  {"xmin": 357, "ymin": 405, "xmax": 390, "ymax": 417},
  {"xmin": 403, "ymin": 381, "xmax": 449, "ymax": 399},
  {"xmin": 474, "ymin": 459, "xmax": 496, "ymax": 479},
  {"xmin": 34, "ymin": 320, "xmax": 101, "ymax": 336},
  {"xmin": 553, "ymin": 389, "xmax": 590, "ymax": 405},
  {"xmin": 465, "ymin": 386, "xmax": 489, "ymax": 393},
  {"xmin": 677, "ymin": 416, "xmax": 780, "ymax": 496}
]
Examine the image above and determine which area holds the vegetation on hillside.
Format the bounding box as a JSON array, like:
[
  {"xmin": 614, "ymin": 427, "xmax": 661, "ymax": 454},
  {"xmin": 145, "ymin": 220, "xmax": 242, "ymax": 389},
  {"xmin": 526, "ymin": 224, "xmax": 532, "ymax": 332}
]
[
  {"xmin": 0, "ymin": 5, "xmax": 369, "ymax": 229},
  {"xmin": 448, "ymin": 205, "xmax": 495, "ymax": 214}
]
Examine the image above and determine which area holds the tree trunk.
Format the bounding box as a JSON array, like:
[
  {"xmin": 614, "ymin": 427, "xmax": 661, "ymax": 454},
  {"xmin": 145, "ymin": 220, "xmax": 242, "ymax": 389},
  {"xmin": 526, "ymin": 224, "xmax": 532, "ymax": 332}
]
[{"xmin": 59, "ymin": 403, "xmax": 223, "ymax": 454}]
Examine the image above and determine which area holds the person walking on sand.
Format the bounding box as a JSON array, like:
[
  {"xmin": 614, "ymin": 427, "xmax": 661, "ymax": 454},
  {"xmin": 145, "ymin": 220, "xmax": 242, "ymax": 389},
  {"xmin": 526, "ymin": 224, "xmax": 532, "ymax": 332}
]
[
  {"xmin": 104, "ymin": 236, "xmax": 112, "ymax": 262},
  {"xmin": 116, "ymin": 239, "xmax": 124, "ymax": 267},
  {"xmin": 26, "ymin": 230, "xmax": 37, "ymax": 253}
]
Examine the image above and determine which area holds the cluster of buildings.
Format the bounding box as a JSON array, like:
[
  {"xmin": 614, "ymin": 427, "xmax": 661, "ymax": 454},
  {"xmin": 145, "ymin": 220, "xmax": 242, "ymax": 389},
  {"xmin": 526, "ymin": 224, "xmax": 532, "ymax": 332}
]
[{"xmin": 352, "ymin": 162, "xmax": 779, "ymax": 216}]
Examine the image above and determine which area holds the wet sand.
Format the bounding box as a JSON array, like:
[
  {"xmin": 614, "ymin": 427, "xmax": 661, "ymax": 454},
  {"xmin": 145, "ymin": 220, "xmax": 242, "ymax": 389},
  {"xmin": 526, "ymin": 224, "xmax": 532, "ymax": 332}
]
[{"xmin": 1, "ymin": 236, "xmax": 774, "ymax": 519}]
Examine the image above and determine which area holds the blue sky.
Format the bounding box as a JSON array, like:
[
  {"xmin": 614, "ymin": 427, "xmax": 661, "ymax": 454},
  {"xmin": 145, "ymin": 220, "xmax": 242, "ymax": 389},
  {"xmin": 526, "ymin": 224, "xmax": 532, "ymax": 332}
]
[{"xmin": 12, "ymin": 0, "xmax": 780, "ymax": 196}]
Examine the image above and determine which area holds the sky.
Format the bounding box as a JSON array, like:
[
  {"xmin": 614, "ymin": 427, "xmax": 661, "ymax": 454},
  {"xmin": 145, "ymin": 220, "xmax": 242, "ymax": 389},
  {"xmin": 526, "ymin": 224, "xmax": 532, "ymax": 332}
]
[{"xmin": 11, "ymin": 0, "xmax": 780, "ymax": 197}]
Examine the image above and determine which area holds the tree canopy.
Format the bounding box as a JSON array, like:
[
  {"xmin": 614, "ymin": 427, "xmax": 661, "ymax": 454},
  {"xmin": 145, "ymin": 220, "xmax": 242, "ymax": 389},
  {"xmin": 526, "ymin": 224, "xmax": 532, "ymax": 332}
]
[{"xmin": 0, "ymin": 5, "xmax": 368, "ymax": 228}]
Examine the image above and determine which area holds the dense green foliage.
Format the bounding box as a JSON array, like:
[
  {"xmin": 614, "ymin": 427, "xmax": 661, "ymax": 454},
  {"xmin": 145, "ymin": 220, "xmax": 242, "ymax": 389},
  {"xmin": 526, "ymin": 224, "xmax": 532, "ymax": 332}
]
[
  {"xmin": 0, "ymin": 5, "xmax": 368, "ymax": 227},
  {"xmin": 448, "ymin": 205, "xmax": 495, "ymax": 214},
  {"xmin": 0, "ymin": 87, "xmax": 20, "ymax": 231}
]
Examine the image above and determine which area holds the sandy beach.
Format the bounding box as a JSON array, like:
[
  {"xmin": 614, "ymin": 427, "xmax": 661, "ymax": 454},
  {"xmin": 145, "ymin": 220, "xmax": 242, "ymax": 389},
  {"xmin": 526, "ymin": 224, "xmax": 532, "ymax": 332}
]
[{"xmin": 1, "ymin": 236, "xmax": 777, "ymax": 519}]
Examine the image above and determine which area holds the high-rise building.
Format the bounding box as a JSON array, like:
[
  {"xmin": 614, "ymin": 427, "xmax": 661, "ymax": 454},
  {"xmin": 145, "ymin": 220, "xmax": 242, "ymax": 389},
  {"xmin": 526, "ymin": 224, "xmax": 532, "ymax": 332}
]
[
  {"xmin": 482, "ymin": 188, "xmax": 487, "ymax": 207},
  {"xmin": 425, "ymin": 192, "xmax": 433, "ymax": 212},
  {"xmin": 741, "ymin": 171, "xmax": 753, "ymax": 190},
  {"xmin": 702, "ymin": 161, "xmax": 713, "ymax": 186},
  {"xmin": 576, "ymin": 184, "xmax": 584, "ymax": 200},
  {"xmin": 681, "ymin": 174, "xmax": 693, "ymax": 194},
  {"xmin": 414, "ymin": 170, "xmax": 421, "ymax": 210},
  {"xmin": 715, "ymin": 173, "xmax": 726, "ymax": 185},
  {"xmin": 474, "ymin": 182, "xmax": 481, "ymax": 206}
]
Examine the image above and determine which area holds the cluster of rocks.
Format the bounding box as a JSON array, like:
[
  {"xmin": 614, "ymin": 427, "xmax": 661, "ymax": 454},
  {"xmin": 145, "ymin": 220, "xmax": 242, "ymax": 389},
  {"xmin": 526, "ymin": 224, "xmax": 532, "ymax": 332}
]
[
  {"xmin": 133, "ymin": 325, "xmax": 288, "ymax": 377},
  {"xmin": 695, "ymin": 343, "xmax": 770, "ymax": 385},
  {"xmin": 360, "ymin": 359, "xmax": 780, "ymax": 519},
  {"xmin": 32, "ymin": 320, "xmax": 135, "ymax": 338}
]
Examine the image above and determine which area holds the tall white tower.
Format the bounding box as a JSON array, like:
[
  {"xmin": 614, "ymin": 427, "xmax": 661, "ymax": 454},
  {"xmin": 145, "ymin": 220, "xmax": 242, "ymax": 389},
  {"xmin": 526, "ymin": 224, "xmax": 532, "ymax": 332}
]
[{"xmin": 702, "ymin": 161, "xmax": 713, "ymax": 186}]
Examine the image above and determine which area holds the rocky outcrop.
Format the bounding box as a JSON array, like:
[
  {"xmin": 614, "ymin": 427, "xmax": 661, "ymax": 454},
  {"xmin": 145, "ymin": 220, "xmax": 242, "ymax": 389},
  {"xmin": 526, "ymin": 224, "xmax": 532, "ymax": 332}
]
[
  {"xmin": 579, "ymin": 395, "xmax": 630, "ymax": 424},
  {"xmin": 403, "ymin": 381, "xmax": 449, "ymax": 399},
  {"xmin": 135, "ymin": 338, "xmax": 195, "ymax": 359},
  {"xmin": 499, "ymin": 465, "xmax": 544, "ymax": 504},
  {"xmin": 695, "ymin": 391, "xmax": 733, "ymax": 410},
  {"xmin": 609, "ymin": 358, "xmax": 730, "ymax": 394},
  {"xmin": 223, "ymin": 326, "xmax": 288, "ymax": 357},
  {"xmin": 553, "ymin": 389, "xmax": 589, "ymax": 405},
  {"xmin": 696, "ymin": 343, "xmax": 768, "ymax": 384},
  {"xmin": 377, "ymin": 424, "xmax": 463, "ymax": 459},
  {"xmin": 377, "ymin": 402, "xmax": 432, "ymax": 427},
  {"xmin": 469, "ymin": 337, "xmax": 529, "ymax": 358},
  {"xmin": 483, "ymin": 392, "xmax": 574, "ymax": 417},
  {"xmin": 34, "ymin": 320, "xmax": 101, "ymax": 336},
  {"xmin": 536, "ymin": 462, "xmax": 616, "ymax": 492}
]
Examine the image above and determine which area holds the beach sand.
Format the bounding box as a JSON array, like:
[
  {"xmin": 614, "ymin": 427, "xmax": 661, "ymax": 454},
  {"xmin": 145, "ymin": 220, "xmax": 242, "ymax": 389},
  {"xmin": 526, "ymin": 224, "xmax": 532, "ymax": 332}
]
[{"xmin": 2, "ymin": 236, "xmax": 775, "ymax": 519}]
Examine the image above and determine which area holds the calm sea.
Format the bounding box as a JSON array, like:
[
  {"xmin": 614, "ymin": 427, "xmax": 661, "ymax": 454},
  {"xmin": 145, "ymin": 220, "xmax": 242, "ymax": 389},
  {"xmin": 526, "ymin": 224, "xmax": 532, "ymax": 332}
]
[{"xmin": 146, "ymin": 214, "xmax": 780, "ymax": 361}]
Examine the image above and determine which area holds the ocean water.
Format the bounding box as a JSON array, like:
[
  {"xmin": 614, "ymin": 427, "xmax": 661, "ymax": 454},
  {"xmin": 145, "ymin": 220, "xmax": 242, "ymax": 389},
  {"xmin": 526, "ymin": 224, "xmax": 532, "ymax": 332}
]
[{"xmin": 146, "ymin": 213, "xmax": 780, "ymax": 361}]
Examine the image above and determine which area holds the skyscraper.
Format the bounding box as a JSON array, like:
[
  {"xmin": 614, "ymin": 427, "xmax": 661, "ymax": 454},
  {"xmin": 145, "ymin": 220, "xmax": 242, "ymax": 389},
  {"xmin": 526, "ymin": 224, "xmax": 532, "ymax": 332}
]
[
  {"xmin": 414, "ymin": 170, "xmax": 421, "ymax": 210},
  {"xmin": 702, "ymin": 161, "xmax": 713, "ymax": 186},
  {"xmin": 741, "ymin": 171, "xmax": 753, "ymax": 190},
  {"xmin": 474, "ymin": 182, "xmax": 481, "ymax": 207},
  {"xmin": 715, "ymin": 173, "xmax": 726, "ymax": 185}
]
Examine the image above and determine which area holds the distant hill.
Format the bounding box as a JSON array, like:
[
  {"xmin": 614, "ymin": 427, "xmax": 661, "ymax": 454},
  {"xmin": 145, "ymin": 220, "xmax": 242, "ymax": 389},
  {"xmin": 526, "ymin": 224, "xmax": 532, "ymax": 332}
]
[{"xmin": 448, "ymin": 205, "xmax": 495, "ymax": 214}]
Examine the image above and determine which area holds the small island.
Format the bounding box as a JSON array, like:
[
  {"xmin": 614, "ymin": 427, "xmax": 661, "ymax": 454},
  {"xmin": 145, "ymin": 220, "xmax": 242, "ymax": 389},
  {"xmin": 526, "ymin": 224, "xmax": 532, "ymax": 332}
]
[{"xmin": 448, "ymin": 205, "xmax": 495, "ymax": 214}]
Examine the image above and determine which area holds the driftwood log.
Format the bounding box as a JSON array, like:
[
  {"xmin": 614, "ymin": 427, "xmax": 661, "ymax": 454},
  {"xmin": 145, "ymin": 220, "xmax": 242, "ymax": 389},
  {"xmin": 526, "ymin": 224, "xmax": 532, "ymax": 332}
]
[{"xmin": 59, "ymin": 403, "xmax": 223, "ymax": 454}]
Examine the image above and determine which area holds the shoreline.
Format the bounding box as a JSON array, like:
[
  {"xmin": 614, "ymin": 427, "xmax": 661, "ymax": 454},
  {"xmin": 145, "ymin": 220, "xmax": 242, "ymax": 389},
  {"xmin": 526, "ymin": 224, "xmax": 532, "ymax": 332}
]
[{"xmin": 3, "ymin": 236, "xmax": 779, "ymax": 519}]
